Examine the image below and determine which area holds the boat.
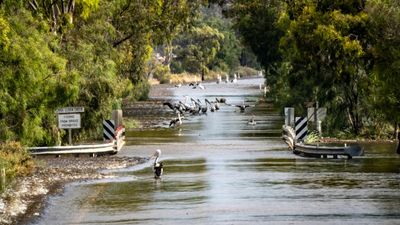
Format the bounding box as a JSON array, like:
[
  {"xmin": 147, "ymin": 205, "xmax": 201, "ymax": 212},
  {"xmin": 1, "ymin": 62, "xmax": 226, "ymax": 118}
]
[
  {"xmin": 293, "ymin": 142, "xmax": 364, "ymax": 159},
  {"xmin": 282, "ymin": 125, "xmax": 364, "ymax": 159}
]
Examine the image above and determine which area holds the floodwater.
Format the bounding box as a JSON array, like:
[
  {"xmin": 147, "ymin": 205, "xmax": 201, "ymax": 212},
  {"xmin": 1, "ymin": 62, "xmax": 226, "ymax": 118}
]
[{"xmin": 31, "ymin": 78, "xmax": 400, "ymax": 225}]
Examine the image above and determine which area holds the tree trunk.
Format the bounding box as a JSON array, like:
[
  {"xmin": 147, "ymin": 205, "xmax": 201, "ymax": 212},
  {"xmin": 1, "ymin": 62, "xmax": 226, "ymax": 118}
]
[
  {"xmin": 397, "ymin": 135, "xmax": 400, "ymax": 154},
  {"xmin": 396, "ymin": 123, "xmax": 400, "ymax": 154}
]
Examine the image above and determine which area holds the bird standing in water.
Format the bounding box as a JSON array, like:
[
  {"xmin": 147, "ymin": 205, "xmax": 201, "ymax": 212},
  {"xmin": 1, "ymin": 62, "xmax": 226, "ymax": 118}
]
[
  {"xmin": 169, "ymin": 113, "xmax": 183, "ymax": 127},
  {"xmin": 151, "ymin": 149, "xmax": 163, "ymax": 179},
  {"xmin": 248, "ymin": 115, "xmax": 257, "ymax": 125},
  {"xmin": 234, "ymin": 100, "xmax": 251, "ymax": 113}
]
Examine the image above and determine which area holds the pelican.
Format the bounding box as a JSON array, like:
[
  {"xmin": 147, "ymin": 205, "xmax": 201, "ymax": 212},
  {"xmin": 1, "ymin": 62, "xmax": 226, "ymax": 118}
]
[
  {"xmin": 169, "ymin": 113, "xmax": 183, "ymax": 127},
  {"xmin": 214, "ymin": 102, "xmax": 220, "ymax": 110},
  {"xmin": 248, "ymin": 115, "xmax": 257, "ymax": 125},
  {"xmin": 197, "ymin": 99, "xmax": 208, "ymax": 115},
  {"xmin": 217, "ymin": 74, "xmax": 222, "ymax": 84},
  {"xmin": 231, "ymin": 73, "xmax": 237, "ymax": 84},
  {"xmin": 163, "ymin": 102, "xmax": 175, "ymax": 111},
  {"xmin": 192, "ymin": 83, "xmax": 205, "ymax": 89},
  {"xmin": 234, "ymin": 100, "xmax": 251, "ymax": 113},
  {"xmin": 163, "ymin": 102, "xmax": 183, "ymax": 114},
  {"xmin": 205, "ymin": 99, "xmax": 215, "ymax": 112},
  {"xmin": 215, "ymin": 97, "xmax": 226, "ymax": 104},
  {"xmin": 151, "ymin": 149, "xmax": 163, "ymax": 179}
]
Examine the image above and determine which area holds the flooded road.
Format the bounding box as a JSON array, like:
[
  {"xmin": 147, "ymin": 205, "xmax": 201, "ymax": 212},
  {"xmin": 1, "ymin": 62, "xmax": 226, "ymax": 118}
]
[{"xmin": 31, "ymin": 78, "xmax": 400, "ymax": 225}]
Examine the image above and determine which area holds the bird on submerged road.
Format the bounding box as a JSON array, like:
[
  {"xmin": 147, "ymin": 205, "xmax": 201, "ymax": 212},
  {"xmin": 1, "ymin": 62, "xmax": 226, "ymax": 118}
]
[
  {"xmin": 248, "ymin": 115, "xmax": 257, "ymax": 125},
  {"xmin": 169, "ymin": 113, "xmax": 183, "ymax": 127},
  {"xmin": 231, "ymin": 100, "xmax": 253, "ymax": 113},
  {"xmin": 163, "ymin": 102, "xmax": 184, "ymax": 114},
  {"xmin": 150, "ymin": 149, "xmax": 163, "ymax": 179}
]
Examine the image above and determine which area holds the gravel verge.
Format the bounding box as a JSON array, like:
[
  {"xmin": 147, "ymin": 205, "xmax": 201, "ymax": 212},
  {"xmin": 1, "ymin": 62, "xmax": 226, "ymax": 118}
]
[{"xmin": 0, "ymin": 156, "xmax": 147, "ymax": 225}]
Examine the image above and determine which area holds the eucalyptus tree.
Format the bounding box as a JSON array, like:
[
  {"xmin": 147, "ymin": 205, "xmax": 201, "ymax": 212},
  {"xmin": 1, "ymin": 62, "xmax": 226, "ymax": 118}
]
[
  {"xmin": 172, "ymin": 24, "xmax": 224, "ymax": 79},
  {"xmin": 202, "ymin": 5, "xmax": 242, "ymax": 74},
  {"xmin": 227, "ymin": 0, "xmax": 284, "ymax": 84},
  {"xmin": 278, "ymin": 0, "xmax": 370, "ymax": 135},
  {"xmin": 366, "ymin": 0, "xmax": 400, "ymax": 148},
  {"xmin": 0, "ymin": 9, "xmax": 73, "ymax": 145},
  {"xmin": 111, "ymin": 0, "xmax": 204, "ymax": 84},
  {"xmin": 26, "ymin": 0, "xmax": 99, "ymax": 35}
]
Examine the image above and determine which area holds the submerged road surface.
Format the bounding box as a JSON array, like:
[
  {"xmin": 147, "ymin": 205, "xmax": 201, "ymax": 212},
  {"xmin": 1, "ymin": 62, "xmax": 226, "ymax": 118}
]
[{"xmin": 31, "ymin": 78, "xmax": 400, "ymax": 225}]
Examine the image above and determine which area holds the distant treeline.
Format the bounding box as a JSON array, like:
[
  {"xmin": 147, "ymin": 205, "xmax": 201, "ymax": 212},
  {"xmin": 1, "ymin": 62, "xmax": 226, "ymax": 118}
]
[{"xmin": 224, "ymin": 0, "xmax": 399, "ymax": 139}]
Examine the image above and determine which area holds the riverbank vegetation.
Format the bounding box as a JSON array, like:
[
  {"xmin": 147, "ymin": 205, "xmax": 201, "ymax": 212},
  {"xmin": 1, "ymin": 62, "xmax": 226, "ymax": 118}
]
[
  {"xmin": 0, "ymin": 142, "xmax": 34, "ymax": 191},
  {"xmin": 0, "ymin": 1, "xmax": 259, "ymax": 147},
  {"xmin": 223, "ymin": 0, "xmax": 399, "ymax": 145}
]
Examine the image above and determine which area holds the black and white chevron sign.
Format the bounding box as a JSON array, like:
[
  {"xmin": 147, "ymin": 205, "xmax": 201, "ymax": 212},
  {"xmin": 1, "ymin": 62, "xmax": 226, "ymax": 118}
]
[
  {"xmin": 103, "ymin": 120, "xmax": 115, "ymax": 141},
  {"xmin": 295, "ymin": 117, "xmax": 308, "ymax": 141}
]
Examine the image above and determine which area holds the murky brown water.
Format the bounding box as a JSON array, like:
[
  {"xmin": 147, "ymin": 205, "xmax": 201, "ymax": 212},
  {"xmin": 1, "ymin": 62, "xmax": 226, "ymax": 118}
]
[{"xmin": 31, "ymin": 78, "xmax": 400, "ymax": 225}]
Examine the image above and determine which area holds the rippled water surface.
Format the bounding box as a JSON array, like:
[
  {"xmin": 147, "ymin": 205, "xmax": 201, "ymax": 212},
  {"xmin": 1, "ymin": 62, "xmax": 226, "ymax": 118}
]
[{"xmin": 32, "ymin": 78, "xmax": 400, "ymax": 225}]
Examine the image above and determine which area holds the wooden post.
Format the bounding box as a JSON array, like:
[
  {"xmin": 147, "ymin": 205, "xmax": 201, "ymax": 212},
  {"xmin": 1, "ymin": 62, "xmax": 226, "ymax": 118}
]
[
  {"xmin": 1, "ymin": 167, "xmax": 5, "ymax": 190},
  {"xmin": 317, "ymin": 120, "xmax": 322, "ymax": 135},
  {"xmin": 314, "ymin": 101, "xmax": 318, "ymax": 131},
  {"xmin": 397, "ymin": 122, "xmax": 400, "ymax": 154},
  {"xmin": 68, "ymin": 128, "xmax": 72, "ymax": 145}
]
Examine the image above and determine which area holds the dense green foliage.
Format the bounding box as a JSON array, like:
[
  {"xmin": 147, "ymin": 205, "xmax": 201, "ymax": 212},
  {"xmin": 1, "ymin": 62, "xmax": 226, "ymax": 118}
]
[
  {"xmin": 0, "ymin": 142, "xmax": 35, "ymax": 185},
  {"xmin": 0, "ymin": 0, "xmax": 209, "ymax": 146},
  {"xmin": 227, "ymin": 0, "xmax": 400, "ymax": 138},
  {"xmin": 169, "ymin": 5, "xmax": 254, "ymax": 80}
]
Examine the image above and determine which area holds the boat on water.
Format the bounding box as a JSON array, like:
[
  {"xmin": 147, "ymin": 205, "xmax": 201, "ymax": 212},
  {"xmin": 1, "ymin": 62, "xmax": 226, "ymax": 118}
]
[
  {"xmin": 282, "ymin": 125, "xmax": 364, "ymax": 159},
  {"xmin": 293, "ymin": 142, "xmax": 364, "ymax": 159}
]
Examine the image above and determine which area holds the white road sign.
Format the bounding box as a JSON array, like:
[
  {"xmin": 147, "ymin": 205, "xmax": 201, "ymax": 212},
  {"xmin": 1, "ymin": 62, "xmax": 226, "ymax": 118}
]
[
  {"xmin": 307, "ymin": 107, "xmax": 327, "ymax": 122},
  {"xmin": 58, "ymin": 114, "xmax": 81, "ymax": 129},
  {"xmin": 56, "ymin": 107, "xmax": 85, "ymax": 114}
]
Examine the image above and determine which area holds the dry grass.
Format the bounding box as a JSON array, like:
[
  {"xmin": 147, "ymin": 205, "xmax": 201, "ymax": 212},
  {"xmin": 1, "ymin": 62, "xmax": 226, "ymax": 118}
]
[
  {"xmin": 168, "ymin": 73, "xmax": 201, "ymax": 84},
  {"xmin": 148, "ymin": 78, "xmax": 160, "ymax": 85},
  {"xmin": 150, "ymin": 67, "xmax": 260, "ymax": 85}
]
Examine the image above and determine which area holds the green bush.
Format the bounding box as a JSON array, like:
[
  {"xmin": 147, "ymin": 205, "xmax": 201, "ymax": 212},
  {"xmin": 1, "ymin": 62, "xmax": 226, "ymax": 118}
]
[
  {"xmin": 152, "ymin": 64, "xmax": 171, "ymax": 84},
  {"xmin": 0, "ymin": 141, "xmax": 35, "ymax": 181}
]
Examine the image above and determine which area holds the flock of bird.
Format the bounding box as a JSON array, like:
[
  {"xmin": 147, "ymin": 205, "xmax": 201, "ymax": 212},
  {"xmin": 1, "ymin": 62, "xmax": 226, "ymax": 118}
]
[
  {"xmin": 163, "ymin": 96, "xmax": 255, "ymax": 127},
  {"xmin": 162, "ymin": 73, "xmax": 265, "ymax": 128},
  {"xmin": 152, "ymin": 73, "xmax": 265, "ymax": 178}
]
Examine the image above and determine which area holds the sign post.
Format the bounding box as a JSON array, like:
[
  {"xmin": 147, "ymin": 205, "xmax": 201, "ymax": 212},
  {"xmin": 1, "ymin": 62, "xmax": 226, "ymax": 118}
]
[{"xmin": 56, "ymin": 107, "xmax": 84, "ymax": 145}]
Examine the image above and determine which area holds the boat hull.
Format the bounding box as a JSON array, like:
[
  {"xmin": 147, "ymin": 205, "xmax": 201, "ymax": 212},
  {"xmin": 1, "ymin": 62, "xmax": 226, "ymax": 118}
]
[{"xmin": 293, "ymin": 143, "xmax": 364, "ymax": 159}]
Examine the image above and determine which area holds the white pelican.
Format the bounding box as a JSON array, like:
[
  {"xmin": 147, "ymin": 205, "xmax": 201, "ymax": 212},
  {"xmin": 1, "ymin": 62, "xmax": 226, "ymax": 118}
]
[
  {"xmin": 169, "ymin": 113, "xmax": 183, "ymax": 127},
  {"xmin": 151, "ymin": 149, "xmax": 163, "ymax": 179},
  {"xmin": 248, "ymin": 115, "xmax": 257, "ymax": 125}
]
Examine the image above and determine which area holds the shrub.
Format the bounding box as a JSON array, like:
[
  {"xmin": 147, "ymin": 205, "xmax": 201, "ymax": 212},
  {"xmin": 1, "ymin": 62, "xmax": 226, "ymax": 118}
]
[{"xmin": 0, "ymin": 141, "xmax": 35, "ymax": 181}]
